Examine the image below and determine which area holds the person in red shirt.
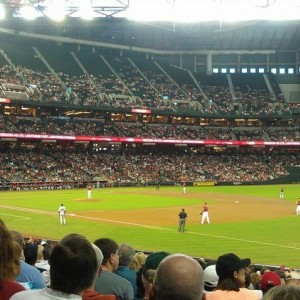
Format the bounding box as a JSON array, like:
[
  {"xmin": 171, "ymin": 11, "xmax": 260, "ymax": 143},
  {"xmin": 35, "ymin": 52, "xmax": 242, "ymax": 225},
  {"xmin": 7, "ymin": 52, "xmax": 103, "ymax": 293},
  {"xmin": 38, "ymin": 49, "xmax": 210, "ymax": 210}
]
[
  {"xmin": 0, "ymin": 219, "xmax": 26, "ymax": 300},
  {"xmin": 201, "ymin": 202, "xmax": 210, "ymax": 224}
]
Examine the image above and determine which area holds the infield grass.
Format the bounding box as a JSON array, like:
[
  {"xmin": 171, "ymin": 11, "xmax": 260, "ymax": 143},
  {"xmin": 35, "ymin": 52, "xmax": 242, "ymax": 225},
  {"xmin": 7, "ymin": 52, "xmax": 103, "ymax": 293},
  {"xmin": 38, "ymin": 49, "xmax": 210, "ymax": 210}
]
[{"xmin": 0, "ymin": 184, "xmax": 299, "ymax": 268}]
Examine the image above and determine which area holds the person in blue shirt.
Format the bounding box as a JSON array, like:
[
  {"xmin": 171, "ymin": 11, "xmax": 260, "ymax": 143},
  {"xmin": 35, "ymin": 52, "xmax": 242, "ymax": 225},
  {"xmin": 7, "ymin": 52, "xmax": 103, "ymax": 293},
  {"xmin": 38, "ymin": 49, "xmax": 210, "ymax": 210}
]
[
  {"xmin": 10, "ymin": 230, "xmax": 46, "ymax": 290},
  {"xmin": 115, "ymin": 243, "xmax": 138, "ymax": 298}
]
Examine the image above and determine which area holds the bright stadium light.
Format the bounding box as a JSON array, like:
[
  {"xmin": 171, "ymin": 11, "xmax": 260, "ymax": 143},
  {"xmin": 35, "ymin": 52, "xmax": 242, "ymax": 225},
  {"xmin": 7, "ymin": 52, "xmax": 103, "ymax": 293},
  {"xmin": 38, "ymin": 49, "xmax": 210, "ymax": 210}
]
[
  {"xmin": 0, "ymin": 3, "xmax": 5, "ymax": 20},
  {"xmin": 3, "ymin": 0, "xmax": 300, "ymax": 21},
  {"xmin": 78, "ymin": 1, "xmax": 95, "ymax": 20},
  {"xmin": 126, "ymin": 0, "xmax": 300, "ymax": 22},
  {"xmin": 46, "ymin": 0, "xmax": 66, "ymax": 22},
  {"xmin": 19, "ymin": 6, "xmax": 39, "ymax": 20},
  {"xmin": 126, "ymin": 0, "xmax": 174, "ymax": 21},
  {"xmin": 262, "ymin": 0, "xmax": 300, "ymax": 20}
]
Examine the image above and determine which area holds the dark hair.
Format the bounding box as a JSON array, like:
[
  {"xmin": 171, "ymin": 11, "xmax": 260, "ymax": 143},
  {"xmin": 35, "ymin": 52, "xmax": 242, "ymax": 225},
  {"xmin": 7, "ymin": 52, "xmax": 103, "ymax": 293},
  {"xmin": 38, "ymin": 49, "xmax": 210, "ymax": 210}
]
[
  {"xmin": 24, "ymin": 243, "xmax": 38, "ymax": 265},
  {"xmin": 217, "ymin": 277, "xmax": 240, "ymax": 292},
  {"xmin": 94, "ymin": 238, "xmax": 118, "ymax": 265},
  {"xmin": 49, "ymin": 233, "xmax": 97, "ymax": 294},
  {"xmin": 42, "ymin": 245, "xmax": 52, "ymax": 260}
]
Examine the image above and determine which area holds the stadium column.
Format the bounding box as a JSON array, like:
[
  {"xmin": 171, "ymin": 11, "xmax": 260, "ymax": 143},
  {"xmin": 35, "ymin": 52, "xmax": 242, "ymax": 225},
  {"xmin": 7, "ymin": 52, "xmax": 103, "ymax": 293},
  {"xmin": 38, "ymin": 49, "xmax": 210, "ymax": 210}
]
[{"xmin": 206, "ymin": 52, "xmax": 213, "ymax": 75}]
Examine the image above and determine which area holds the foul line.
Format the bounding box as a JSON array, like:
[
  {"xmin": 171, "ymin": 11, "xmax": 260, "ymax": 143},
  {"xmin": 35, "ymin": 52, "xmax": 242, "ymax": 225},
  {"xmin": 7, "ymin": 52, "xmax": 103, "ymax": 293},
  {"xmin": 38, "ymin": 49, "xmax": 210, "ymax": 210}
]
[
  {"xmin": 0, "ymin": 212, "xmax": 31, "ymax": 220},
  {"xmin": 1, "ymin": 205, "xmax": 300, "ymax": 251}
]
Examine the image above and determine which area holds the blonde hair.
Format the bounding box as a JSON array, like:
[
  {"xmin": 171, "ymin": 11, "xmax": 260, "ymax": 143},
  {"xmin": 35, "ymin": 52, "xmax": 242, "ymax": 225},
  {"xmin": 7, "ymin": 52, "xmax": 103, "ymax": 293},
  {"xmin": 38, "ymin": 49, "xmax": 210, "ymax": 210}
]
[
  {"xmin": 37, "ymin": 244, "xmax": 44, "ymax": 261},
  {"xmin": 129, "ymin": 251, "xmax": 146, "ymax": 271}
]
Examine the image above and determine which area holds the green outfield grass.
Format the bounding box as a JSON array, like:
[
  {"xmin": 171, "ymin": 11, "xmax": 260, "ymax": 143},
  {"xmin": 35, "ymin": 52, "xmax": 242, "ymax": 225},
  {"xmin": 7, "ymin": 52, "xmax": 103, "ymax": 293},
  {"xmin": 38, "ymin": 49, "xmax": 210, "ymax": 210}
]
[{"xmin": 0, "ymin": 184, "xmax": 299, "ymax": 268}]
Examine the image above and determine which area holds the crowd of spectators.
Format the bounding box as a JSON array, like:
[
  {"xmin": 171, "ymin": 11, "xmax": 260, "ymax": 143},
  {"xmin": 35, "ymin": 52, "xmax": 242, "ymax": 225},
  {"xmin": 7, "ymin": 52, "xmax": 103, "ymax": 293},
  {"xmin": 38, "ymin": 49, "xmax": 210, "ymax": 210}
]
[
  {"xmin": 0, "ymin": 147, "xmax": 292, "ymax": 190},
  {"xmin": 3, "ymin": 114, "xmax": 300, "ymax": 142},
  {"xmin": 2, "ymin": 218, "xmax": 300, "ymax": 300},
  {"xmin": 0, "ymin": 58, "xmax": 292, "ymax": 116}
]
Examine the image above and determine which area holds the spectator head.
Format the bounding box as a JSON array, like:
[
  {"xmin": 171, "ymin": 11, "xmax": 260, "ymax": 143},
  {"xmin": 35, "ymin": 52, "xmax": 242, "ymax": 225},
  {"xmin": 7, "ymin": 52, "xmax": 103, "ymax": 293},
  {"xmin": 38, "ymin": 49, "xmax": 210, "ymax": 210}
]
[
  {"xmin": 140, "ymin": 251, "xmax": 170, "ymax": 300},
  {"xmin": 285, "ymin": 271, "xmax": 300, "ymax": 286},
  {"xmin": 42, "ymin": 244, "xmax": 52, "ymax": 260},
  {"xmin": 129, "ymin": 251, "xmax": 146, "ymax": 271},
  {"xmin": 150, "ymin": 253, "xmax": 204, "ymax": 300},
  {"xmin": 117, "ymin": 243, "xmax": 135, "ymax": 267},
  {"xmin": 250, "ymin": 271, "xmax": 261, "ymax": 289},
  {"xmin": 49, "ymin": 233, "xmax": 98, "ymax": 296},
  {"xmin": 216, "ymin": 253, "xmax": 251, "ymax": 291},
  {"xmin": 93, "ymin": 238, "xmax": 119, "ymax": 271},
  {"xmin": 24, "ymin": 243, "xmax": 38, "ymax": 266},
  {"xmin": 0, "ymin": 219, "xmax": 22, "ymax": 281},
  {"xmin": 260, "ymin": 271, "xmax": 281, "ymax": 294},
  {"xmin": 216, "ymin": 253, "xmax": 250, "ymax": 280},
  {"xmin": 203, "ymin": 264, "xmax": 219, "ymax": 292},
  {"xmin": 37, "ymin": 244, "xmax": 44, "ymax": 261},
  {"xmin": 142, "ymin": 251, "xmax": 170, "ymax": 283},
  {"xmin": 40, "ymin": 240, "xmax": 48, "ymax": 246},
  {"xmin": 10, "ymin": 230, "xmax": 25, "ymax": 251},
  {"xmin": 90, "ymin": 243, "xmax": 103, "ymax": 284},
  {"xmin": 262, "ymin": 284, "xmax": 300, "ymax": 300}
]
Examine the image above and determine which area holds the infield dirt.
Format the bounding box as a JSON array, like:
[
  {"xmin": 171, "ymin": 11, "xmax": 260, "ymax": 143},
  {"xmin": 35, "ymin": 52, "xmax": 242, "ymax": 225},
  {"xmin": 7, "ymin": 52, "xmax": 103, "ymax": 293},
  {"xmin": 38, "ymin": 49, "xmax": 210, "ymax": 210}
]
[{"xmin": 79, "ymin": 191, "xmax": 293, "ymax": 226}]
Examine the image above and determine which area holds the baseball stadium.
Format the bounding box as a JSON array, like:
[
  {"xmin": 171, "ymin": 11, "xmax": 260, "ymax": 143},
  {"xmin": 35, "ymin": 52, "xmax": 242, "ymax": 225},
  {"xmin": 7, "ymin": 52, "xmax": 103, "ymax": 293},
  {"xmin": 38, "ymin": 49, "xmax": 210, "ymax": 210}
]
[{"xmin": 1, "ymin": 0, "xmax": 300, "ymax": 297}]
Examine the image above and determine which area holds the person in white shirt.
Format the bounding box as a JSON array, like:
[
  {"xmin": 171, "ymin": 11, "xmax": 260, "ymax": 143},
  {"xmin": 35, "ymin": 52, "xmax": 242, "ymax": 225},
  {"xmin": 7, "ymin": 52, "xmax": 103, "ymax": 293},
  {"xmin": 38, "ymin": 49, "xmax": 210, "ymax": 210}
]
[
  {"xmin": 58, "ymin": 204, "xmax": 66, "ymax": 225},
  {"xmin": 11, "ymin": 233, "xmax": 98, "ymax": 300}
]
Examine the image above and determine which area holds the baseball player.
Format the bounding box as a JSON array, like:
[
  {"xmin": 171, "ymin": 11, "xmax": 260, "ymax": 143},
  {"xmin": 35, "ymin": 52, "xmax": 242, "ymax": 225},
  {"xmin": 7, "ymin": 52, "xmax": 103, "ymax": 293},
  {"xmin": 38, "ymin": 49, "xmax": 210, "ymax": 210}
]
[
  {"xmin": 58, "ymin": 203, "xmax": 66, "ymax": 225},
  {"xmin": 201, "ymin": 202, "xmax": 210, "ymax": 224},
  {"xmin": 87, "ymin": 185, "xmax": 92, "ymax": 199},
  {"xmin": 296, "ymin": 199, "xmax": 300, "ymax": 215},
  {"xmin": 280, "ymin": 187, "xmax": 284, "ymax": 199}
]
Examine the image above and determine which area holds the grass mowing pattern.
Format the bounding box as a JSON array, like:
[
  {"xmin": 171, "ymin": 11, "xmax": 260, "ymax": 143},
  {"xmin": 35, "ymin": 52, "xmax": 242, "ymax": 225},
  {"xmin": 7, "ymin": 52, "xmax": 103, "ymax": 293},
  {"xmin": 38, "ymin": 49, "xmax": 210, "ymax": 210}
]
[{"xmin": 0, "ymin": 184, "xmax": 299, "ymax": 267}]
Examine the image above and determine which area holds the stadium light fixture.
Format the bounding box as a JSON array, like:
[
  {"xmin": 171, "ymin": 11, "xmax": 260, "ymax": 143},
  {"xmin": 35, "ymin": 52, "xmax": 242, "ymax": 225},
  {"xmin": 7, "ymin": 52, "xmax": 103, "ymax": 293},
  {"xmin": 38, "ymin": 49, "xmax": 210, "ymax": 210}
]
[
  {"xmin": 78, "ymin": 1, "xmax": 95, "ymax": 20},
  {"xmin": 46, "ymin": 0, "xmax": 66, "ymax": 22},
  {"xmin": 0, "ymin": 3, "xmax": 5, "ymax": 20},
  {"xmin": 126, "ymin": 0, "xmax": 300, "ymax": 22},
  {"xmin": 19, "ymin": 6, "xmax": 39, "ymax": 20},
  {"xmin": 126, "ymin": 0, "xmax": 174, "ymax": 22},
  {"xmin": 2, "ymin": 0, "xmax": 300, "ymax": 21},
  {"xmin": 262, "ymin": 0, "xmax": 300, "ymax": 20}
]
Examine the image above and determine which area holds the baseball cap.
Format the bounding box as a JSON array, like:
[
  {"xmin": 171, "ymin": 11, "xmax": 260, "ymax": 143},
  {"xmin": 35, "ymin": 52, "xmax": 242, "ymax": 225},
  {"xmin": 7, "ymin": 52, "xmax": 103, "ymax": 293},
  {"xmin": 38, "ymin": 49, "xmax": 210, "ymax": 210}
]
[
  {"xmin": 216, "ymin": 253, "xmax": 251, "ymax": 280},
  {"xmin": 142, "ymin": 251, "xmax": 170, "ymax": 277},
  {"xmin": 285, "ymin": 271, "xmax": 300, "ymax": 281},
  {"xmin": 260, "ymin": 271, "xmax": 281, "ymax": 292},
  {"xmin": 204, "ymin": 264, "xmax": 219, "ymax": 291}
]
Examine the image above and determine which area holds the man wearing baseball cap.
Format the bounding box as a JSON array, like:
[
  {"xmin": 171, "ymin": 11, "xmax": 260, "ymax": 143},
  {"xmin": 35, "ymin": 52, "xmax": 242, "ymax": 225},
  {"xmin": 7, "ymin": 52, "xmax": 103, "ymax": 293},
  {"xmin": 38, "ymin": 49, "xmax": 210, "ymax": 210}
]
[
  {"xmin": 285, "ymin": 271, "xmax": 300, "ymax": 286},
  {"xmin": 206, "ymin": 253, "xmax": 259, "ymax": 300},
  {"xmin": 141, "ymin": 251, "xmax": 170, "ymax": 300},
  {"xmin": 203, "ymin": 264, "xmax": 219, "ymax": 293}
]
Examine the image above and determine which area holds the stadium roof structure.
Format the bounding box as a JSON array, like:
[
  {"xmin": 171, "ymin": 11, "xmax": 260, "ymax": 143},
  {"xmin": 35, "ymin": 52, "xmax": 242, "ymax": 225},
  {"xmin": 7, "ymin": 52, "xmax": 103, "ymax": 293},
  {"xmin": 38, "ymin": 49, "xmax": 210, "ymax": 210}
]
[
  {"xmin": 1, "ymin": 18, "xmax": 300, "ymax": 53},
  {"xmin": 0, "ymin": 0, "xmax": 300, "ymax": 52}
]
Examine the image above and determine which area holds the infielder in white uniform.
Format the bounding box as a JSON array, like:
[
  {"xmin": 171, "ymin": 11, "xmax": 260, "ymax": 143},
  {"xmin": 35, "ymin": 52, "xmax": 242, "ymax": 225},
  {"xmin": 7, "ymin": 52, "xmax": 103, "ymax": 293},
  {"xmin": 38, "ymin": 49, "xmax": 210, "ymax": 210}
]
[
  {"xmin": 58, "ymin": 203, "xmax": 66, "ymax": 225},
  {"xmin": 87, "ymin": 185, "xmax": 92, "ymax": 199},
  {"xmin": 296, "ymin": 199, "xmax": 300, "ymax": 215}
]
